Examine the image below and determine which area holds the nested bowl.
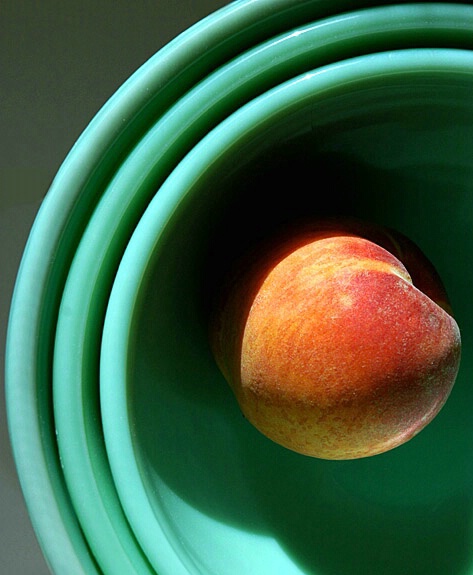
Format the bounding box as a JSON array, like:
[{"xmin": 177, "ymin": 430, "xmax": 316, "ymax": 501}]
[
  {"xmin": 6, "ymin": 2, "xmax": 473, "ymax": 574},
  {"xmin": 102, "ymin": 48, "xmax": 473, "ymax": 575}
]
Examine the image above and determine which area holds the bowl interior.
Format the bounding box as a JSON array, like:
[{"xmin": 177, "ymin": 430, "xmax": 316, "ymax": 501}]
[
  {"xmin": 53, "ymin": 5, "xmax": 473, "ymax": 572},
  {"xmin": 101, "ymin": 49, "xmax": 473, "ymax": 575}
]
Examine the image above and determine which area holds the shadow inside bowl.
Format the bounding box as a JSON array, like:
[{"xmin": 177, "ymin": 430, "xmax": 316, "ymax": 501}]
[{"xmin": 126, "ymin": 60, "xmax": 473, "ymax": 575}]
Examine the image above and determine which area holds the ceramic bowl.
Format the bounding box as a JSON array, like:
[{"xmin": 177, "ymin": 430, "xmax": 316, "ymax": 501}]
[
  {"xmin": 101, "ymin": 48, "xmax": 473, "ymax": 575},
  {"xmin": 7, "ymin": 0, "xmax": 473, "ymax": 572},
  {"xmin": 52, "ymin": 5, "xmax": 473, "ymax": 573}
]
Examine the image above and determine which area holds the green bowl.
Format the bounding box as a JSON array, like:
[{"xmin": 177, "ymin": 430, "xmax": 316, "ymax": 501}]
[
  {"xmin": 7, "ymin": 0, "xmax": 473, "ymax": 572},
  {"xmin": 53, "ymin": 5, "xmax": 473, "ymax": 574},
  {"xmin": 101, "ymin": 48, "xmax": 473, "ymax": 575}
]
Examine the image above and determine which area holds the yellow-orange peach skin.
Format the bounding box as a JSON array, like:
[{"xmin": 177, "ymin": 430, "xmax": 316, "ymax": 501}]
[{"xmin": 210, "ymin": 219, "xmax": 461, "ymax": 459}]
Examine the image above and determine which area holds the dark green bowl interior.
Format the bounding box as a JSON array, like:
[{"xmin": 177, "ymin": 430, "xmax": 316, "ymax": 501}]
[{"xmin": 125, "ymin": 57, "xmax": 473, "ymax": 575}]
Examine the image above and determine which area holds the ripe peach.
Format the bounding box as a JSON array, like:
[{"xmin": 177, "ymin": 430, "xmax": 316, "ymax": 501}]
[{"xmin": 209, "ymin": 218, "xmax": 461, "ymax": 459}]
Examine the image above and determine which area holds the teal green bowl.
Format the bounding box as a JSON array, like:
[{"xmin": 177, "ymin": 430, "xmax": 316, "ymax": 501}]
[
  {"xmin": 101, "ymin": 48, "xmax": 473, "ymax": 575},
  {"xmin": 6, "ymin": 0, "xmax": 473, "ymax": 573},
  {"xmin": 53, "ymin": 5, "xmax": 473, "ymax": 574}
]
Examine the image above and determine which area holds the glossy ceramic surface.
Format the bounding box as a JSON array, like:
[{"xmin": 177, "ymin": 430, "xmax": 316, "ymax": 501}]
[
  {"xmin": 53, "ymin": 5, "xmax": 473, "ymax": 573},
  {"xmin": 101, "ymin": 49, "xmax": 473, "ymax": 575}
]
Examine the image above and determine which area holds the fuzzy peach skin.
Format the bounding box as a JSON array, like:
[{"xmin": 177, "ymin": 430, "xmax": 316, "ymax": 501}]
[{"xmin": 209, "ymin": 218, "xmax": 461, "ymax": 460}]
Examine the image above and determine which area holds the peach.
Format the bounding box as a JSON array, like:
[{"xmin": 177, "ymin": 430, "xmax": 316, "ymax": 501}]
[{"xmin": 209, "ymin": 218, "xmax": 461, "ymax": 459}]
